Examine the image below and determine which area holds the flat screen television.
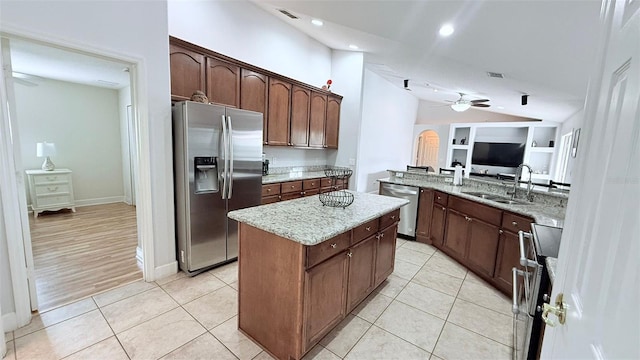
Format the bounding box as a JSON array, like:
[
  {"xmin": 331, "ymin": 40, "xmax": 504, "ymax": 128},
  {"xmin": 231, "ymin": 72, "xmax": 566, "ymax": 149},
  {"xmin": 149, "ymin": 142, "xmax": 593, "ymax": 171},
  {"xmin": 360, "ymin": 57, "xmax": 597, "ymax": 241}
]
[{"xmin": 471, "ymin": 142, "xmax": 525, "ymax": 168}]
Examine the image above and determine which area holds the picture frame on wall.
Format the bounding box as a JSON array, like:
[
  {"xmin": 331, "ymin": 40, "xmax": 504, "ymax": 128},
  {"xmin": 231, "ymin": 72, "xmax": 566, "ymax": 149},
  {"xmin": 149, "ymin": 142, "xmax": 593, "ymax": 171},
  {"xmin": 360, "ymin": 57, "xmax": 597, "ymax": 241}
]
[{"xmin": 571, "ymin": 128, "xmax": 581, "ymax": 158}]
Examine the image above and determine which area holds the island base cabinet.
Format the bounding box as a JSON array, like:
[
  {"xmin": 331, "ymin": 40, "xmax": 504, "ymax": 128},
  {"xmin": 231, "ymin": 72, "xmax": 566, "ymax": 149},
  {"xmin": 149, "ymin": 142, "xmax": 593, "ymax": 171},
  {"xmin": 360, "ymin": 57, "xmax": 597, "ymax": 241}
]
[
  {"xmin": 238, "ymin": 216, "xmax": 400, "ymax": 360},
  {"xmin": 374, "ymin": 224, "xmax": 398, "ymax": 286},
  {"xmin": 303, "ymin": 251, "xmax": 349, "ymax": 352}
]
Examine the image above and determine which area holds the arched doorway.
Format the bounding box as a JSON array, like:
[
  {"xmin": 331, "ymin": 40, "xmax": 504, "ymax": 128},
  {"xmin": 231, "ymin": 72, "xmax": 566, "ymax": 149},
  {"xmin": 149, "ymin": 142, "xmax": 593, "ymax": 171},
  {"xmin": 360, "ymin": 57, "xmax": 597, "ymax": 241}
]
[{"xmin": 415, "ymin": 130, "xmax": 440, "ymax": 169}]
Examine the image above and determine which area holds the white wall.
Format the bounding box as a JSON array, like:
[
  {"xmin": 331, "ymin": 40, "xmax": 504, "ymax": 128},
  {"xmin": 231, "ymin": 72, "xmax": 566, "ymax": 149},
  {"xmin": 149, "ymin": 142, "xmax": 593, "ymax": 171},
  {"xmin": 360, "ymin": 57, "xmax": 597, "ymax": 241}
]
[
  {"xmin": 412, "ymin": 124, "xmax": 450, "ymax": 171},
  {"xmin": 15, "ymin": 79, "xmax": 125, "ymax": 206},
  {"xmin": 1, "ymin": 0, "xmax": 174, "ymax": 285},
  {"xmin": 264, "ymin": 146, "xmax": 329, "ymax": 168},
  {"xmin": 328, "ymin": 51, "xmax": 365, "ymax": 189},
  {"xmin": 357, "ymin": 70, "xmax": 418, "ymax": 192},
  {"xmin": 558, "ymin": 109, "xmax": 584, "ymax": 183}
]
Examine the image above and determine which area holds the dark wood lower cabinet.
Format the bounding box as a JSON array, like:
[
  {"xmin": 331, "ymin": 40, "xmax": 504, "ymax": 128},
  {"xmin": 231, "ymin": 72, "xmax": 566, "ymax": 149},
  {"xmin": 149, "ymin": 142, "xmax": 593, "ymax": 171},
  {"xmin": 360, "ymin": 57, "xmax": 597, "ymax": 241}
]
[
  {"xmin": 443, "ymin": 209, "xmax": 469, "ymax": 260},
  {"xmin": 303, "ymin": 250, "xmax": 349, "ymax": 352},
  {"xmin": 466, "ymin": 218, "xmax": 501, "ymax": 278},
  {"xmin": 416, "ymin": 188, "xmax": 434, "ymax": 243},
  {"xmin": 346, "ymin": 236, "xmax": 377, "ymax": 312},
  {"xmin": 429, "ymin": 203, "xmax": 447, "ymax": 247},
  {"xmin": 374, "ymin": 224, "xmax": 397, "ymax": 286},
  {"xmin": 493, "ymin": 230, "xmax": 523, "ymax": 293}
]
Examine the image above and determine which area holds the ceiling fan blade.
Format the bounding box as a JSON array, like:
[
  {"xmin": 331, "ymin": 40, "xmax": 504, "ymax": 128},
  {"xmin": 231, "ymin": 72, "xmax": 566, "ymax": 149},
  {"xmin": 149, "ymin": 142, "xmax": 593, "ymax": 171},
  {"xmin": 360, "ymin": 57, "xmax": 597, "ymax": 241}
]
[
  {"xmin": 470, "ymin": 99, "xmax": 490, "ymax": 103},
  {"xmin": 472, "ymin": 103, "xmax": 491, "ymax": 107}
]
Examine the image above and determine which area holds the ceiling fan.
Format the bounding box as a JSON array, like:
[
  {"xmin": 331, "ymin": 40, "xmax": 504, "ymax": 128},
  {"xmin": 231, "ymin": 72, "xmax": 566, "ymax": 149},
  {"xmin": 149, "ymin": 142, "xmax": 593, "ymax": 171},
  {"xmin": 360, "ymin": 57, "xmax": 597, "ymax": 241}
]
[{"xmin": 446, "ymin": 93, "xmax": 491, "ymax": 112}]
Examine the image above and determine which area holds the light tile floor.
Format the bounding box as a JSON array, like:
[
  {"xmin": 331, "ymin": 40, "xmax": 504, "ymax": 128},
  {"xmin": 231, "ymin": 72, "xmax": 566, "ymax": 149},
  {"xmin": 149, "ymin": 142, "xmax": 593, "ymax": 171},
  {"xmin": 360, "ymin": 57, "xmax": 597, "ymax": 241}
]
[{"xmin": 3, "ymin": 240, "xmax": 513, "ymax": 360}]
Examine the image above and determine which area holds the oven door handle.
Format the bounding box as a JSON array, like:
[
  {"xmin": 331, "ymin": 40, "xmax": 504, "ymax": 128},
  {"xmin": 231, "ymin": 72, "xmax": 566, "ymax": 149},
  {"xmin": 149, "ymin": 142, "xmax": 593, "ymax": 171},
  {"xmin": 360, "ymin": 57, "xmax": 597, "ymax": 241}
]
[
  {"xmin": 518, "ymin": 231, "xmax": 539, "ymax": 268},
  {"xmin": 512, "ymin": 267, "xmax": 525, "ymax": 314}
]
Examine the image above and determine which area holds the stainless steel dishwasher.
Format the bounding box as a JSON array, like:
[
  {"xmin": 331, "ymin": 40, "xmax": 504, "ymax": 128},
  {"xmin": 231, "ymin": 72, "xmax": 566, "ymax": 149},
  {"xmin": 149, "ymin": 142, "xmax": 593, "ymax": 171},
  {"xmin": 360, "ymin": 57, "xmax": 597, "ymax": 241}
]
[{"xmin": 379, "ymin": 183, "xmax": 419, "ymax": 237}]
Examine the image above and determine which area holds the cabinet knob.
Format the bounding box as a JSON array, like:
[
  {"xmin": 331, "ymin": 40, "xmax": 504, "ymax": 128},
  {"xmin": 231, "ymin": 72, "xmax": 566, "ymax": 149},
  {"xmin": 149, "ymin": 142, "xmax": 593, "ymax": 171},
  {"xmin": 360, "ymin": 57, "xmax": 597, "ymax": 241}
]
[
  {"xmin": 291, "ymin": 185, "xmax": 295, "ymax": 189},
  {"xmin": 347, "ymin": 252, "xmax": 352, "ymax": 258},
  {"xmin": 437, "ymin": 196, "xmax": 441, "ymax": 200},
  {"xmin": 442, "ymin": 206, "xmax": 446, "ymax": 211},
  {"xmin": 380, "ymin": 233, "xmax": 384, "ymax": 238},
  {"xmin": 267, "ymin": 188, "xmax": 271, "ymax": 192},
  {"xmin": 465, "ymin": 216, "xmax": 471, "ymax": 222},
  {"xmin": 330, "ymin": 243, "xmax": 337, "ymax": 248},
  {"xmin": 512, "ymin": 221, "xmax": 518, "ymax": 226},
  {"xmin": 391, "ymin": 215, "xmax": 396, "ymax": 220},
  {"xmin": 366, "ymin": 227, "xmax": 371, "ymax": 231},
  {"xmin": 499, "ymin": 230, "xmax": 504, "ymax": 234},
  {"xmin": 301, "ymin": 191, "xmax": 306, "ymax": 195},
  {"xmin": 420, "ymin": 189, "xmax": 424, "ymax": 193}
]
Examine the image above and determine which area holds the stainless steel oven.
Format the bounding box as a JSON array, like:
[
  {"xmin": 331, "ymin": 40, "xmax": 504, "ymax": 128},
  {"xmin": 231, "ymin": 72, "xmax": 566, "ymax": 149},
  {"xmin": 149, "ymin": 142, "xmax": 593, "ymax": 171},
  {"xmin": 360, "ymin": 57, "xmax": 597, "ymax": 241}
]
[{"xmin": 512, "ymin": 224, "xmax": 562, "ymax": 360}]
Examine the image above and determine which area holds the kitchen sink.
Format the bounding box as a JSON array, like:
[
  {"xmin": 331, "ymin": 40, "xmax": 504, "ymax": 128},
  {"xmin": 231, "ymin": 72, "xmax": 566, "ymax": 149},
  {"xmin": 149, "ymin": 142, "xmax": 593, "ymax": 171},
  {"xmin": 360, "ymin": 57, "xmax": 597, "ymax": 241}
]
[{"xmin": 462, "ymin": 191, "xmax": 531, "ymax": 205}]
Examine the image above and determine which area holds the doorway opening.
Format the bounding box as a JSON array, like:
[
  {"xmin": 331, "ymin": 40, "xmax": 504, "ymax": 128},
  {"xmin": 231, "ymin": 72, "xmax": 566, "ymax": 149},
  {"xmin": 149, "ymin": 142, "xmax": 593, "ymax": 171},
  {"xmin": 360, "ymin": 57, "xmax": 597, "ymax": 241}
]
[
  {"xmin": 415, "ymin": 130, "xmax": 440, "ymax": 170},
  {"xmin": 5, "ymin": 37, "xmax": 142, "ymax": 312},
  {"xmin": 554, "ymin": 131, "xmax": 573, "ymax": 184}
]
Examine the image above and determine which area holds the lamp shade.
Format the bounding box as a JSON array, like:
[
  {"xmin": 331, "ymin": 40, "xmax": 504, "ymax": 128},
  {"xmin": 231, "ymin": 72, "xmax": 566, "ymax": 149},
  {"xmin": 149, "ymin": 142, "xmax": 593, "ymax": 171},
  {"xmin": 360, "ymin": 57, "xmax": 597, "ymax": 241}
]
[
  {"xmin": 450, "ymin": 102, "xmax": 471, "ymax": 112},
  {"xmin": 36, "ymin": 142, "xmax": 56, "ymax": 157}
]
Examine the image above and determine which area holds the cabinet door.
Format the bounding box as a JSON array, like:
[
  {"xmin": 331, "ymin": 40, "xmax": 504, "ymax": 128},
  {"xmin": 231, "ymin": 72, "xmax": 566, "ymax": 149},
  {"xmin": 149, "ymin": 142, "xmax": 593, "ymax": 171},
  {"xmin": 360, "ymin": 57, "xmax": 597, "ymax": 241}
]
[
  {"xmin": 416, "ymin": 188, "xmax": 434, "ymax": 243},
  {"xmin": 429, "ymin": 203, "xmax": 447, "ymax": 248},
  {"xmin": 267, "ymin": 79, "xmax": 292, "ymax": 146},
  {"xmin": 303, "ymin": 252, "xmax": 349, "ymax": 352},
  {"xmin": 325, "ymin": 96, "xmax": 341, "ymax": 149},
  {"xmin": 443, "ymin": 209, "xmax": 469, "ymax": 260},
  {"xmin": 466, "ymin": 218, "xmax": 501, "ymax": 278},
  {"xmin": 240, "ymin": 69, "xmax": 268, "ymax": 144},
  {"xmin": 169, "ymin": 44, "xmax": 205, "ymax": 100},
  {"xmin": 206, "ymin": 57, "xmax": 240, "ymax": 107},
  {"xmin": 290, "ymin": 86, "xmax": 310, "ymax": 147},
  {"xmin": 346, "ymin": 235, "xmax": 377, "ymax": 312},
  {"xmin": 309, "ymin": 92, "xmax": 327, "ymax": 148},
  {"xmin": 493, "ymin": 230, "xmax": 522, "ymax": 295},
  {"xmin": 374, "ymin": 224, "xmax": 398, "ymax": 286}
]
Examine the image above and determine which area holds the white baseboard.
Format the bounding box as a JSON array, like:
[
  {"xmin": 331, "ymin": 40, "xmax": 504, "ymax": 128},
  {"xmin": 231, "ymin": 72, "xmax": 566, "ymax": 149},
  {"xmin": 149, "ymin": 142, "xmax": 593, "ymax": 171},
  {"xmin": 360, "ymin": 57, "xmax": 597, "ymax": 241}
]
[
  {"xmin": 154, "ymin": 261, "xmax": 178, "ymax": 282},
  {"xmin": 75, "ymin": 196, "xmax": 125, "ymax": 207},
  {"xmin": 136, "ymin": 246, "xmax": 143, "ymax": 262},
  {"xmin": 2, "ymin": 312, "xmax": 17, "ymax": 332}
]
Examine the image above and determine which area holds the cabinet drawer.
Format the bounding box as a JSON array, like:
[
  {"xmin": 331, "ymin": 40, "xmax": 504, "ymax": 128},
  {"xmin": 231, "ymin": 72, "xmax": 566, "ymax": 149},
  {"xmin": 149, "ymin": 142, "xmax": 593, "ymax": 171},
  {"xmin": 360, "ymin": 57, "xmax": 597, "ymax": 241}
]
[
  {"xmin": 261, "ymin": 195, "xmax": 280, "ymax": 205},
  {"xmin": 32, "ymin": 173, "xmax": 70, "ymax": 185},
  {"xmin": 306, "ymin": 232, "xmax": 351, "ymax": 268},
  {"xmin": 281, "ymin": 192, "xmax": 302, "ymax": 201},
  {"xmin": 352, "ymin": 219, "xmax": 379, "ymax": 245},
  {"xmin": 262, "ymin": 183, "xmax": 281, "ymax": 196},
  {"xmin": 379, "ymin": 209, "xmax": 400, "ymax": 229},
  {"xmin": 303, "ymin": 178, "xmax": 321, "ymax": 190},
  {"xmin": 502, "ymin": 212, "xmax": 533, "ymax": 234},
  {"xmin": 281, "ymin": 181, "xmax": 303, "ymax": 194},
  {"xmin": 35, "ymin": 183, "xmax": 71, "ymax": 196},
  {"xmin": 304, "ymin": 189, "xmax": 320, "ymax": 197},
  {"xmin": 434, "ymin": 191, "xmax": 448, "ymax": 206},
  {"xmin": 320, "ymin": 178, "xmax": 333, "ymax": 188},
  {"xmin": 36, "ymin": 194, "xmax": 73, "ymax": 207},
  {"xmin": 448, "ymin": 196, "xmax": 502, "ymax": 226}
]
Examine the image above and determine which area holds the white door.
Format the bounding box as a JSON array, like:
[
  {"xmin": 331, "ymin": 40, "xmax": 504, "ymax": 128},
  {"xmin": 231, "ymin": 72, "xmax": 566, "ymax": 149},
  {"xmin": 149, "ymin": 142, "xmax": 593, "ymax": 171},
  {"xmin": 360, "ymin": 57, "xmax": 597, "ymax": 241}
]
[
  {"xmin": 541, "ymin": 0, "xmax": 640, "ymax": 358},
  {"xmin": 416, "ymin": 130, "xmax": 439, "ymax": 169}
]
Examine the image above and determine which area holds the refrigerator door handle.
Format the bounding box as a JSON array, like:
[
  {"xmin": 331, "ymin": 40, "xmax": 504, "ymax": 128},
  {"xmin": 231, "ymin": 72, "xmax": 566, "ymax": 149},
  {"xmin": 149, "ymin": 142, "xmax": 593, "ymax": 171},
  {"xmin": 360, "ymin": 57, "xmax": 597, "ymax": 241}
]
[
  {"xmin": 227, "ymin": 116, "xmax": 234, "ymax": 199},
  {"xmin": 221, "ymin": 114, "xmax": 228, "ymax": 199}
]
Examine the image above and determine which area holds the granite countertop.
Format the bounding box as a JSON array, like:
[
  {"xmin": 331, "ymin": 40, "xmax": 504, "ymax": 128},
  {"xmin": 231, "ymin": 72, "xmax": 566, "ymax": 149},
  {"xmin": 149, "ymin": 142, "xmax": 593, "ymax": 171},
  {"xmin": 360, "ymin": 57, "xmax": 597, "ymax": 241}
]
[
  {"xmin": 546, "ymin": 257, "xmax": 558, "ymax": 285},
  {"xmin": 378, "ymin": 176, "xmax": 565, "ymax": 227},
  {"xmin": 228, "ymin": 191, "xmax": 409, "ymax": 246},
  {"xmin": 262, "ymin": 171, "xmax": 328, "ymax": 184}
]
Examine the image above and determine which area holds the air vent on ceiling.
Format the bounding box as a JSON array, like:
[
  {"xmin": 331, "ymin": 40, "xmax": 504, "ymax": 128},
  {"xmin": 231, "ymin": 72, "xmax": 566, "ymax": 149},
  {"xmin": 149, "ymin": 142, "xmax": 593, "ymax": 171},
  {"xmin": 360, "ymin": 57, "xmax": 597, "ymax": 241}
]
[
  {"xmin": 487, "ymin": 72, "xmax": 505, "ymax": 78},
  {"xmin": 278, "ymin": 9, "xmax": 299, "ymax": 19}
]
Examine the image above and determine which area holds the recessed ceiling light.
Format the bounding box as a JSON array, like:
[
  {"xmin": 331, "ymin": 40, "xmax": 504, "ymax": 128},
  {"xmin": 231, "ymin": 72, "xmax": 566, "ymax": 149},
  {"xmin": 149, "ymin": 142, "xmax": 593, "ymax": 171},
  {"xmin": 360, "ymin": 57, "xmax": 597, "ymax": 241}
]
[
  {"xmin": 433, "ymin": 89, "xmax": 438, "ymax": 92},
  {"xmin": 439, "ymin": 24, "xmax": 454, "ymax": 37},
  {"xmin": 348, "ymin": 44, "xmax": 359, "ymax": 50},
  {"xmin": 311, "ymin": 19, "xmax": 323, "ymax": 26}
]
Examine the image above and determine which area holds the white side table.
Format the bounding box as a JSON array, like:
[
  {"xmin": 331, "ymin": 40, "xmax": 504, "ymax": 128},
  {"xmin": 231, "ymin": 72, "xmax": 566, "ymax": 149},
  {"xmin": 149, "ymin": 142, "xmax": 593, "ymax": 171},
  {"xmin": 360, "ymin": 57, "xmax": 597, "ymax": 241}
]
[{"xmin": 25, "ymin": 169, "xmax": 76, "ymax": 218}]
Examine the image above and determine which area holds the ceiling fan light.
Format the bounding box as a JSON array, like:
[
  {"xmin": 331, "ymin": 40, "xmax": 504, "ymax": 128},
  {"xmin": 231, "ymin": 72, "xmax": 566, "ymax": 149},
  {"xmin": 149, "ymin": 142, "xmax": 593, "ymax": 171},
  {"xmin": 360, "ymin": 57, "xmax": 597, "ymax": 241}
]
[{"xmin": 450, "ymin": 102, "xmax": 471, "ymax": 112}]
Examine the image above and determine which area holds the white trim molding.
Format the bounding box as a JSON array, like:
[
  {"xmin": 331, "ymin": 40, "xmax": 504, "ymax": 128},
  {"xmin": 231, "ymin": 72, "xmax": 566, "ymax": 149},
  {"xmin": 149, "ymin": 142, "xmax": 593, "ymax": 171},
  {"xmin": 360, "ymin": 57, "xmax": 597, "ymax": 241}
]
[
  {"xmin": 1, "ymin": 312, "xmax": 17, "ymax": 332},
  {"xmin": 154, "ymin": 261, "xmax": 178, "ymax": 283},
  {"xmin": 74, "ymin": 196, "xmax": 126, "ymax": 207},
  {"xmin": 136, "ymin": 246, "xmax": 143, "ymax": 263}
]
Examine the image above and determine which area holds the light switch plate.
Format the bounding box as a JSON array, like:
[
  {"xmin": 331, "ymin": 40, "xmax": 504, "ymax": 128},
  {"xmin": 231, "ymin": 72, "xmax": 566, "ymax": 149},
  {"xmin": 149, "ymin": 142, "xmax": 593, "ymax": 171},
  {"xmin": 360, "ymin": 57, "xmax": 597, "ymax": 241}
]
[{"xmin": 444, "ymin": 177, "xmax": 453, "ymax": 183}]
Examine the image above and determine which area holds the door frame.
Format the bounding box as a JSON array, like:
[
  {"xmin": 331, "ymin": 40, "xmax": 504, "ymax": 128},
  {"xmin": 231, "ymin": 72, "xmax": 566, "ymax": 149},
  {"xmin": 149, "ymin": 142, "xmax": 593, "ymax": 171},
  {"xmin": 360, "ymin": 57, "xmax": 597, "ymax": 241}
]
[{"xmin": 0, "ymin": 30, "xmax": 156, "ymax": 325}]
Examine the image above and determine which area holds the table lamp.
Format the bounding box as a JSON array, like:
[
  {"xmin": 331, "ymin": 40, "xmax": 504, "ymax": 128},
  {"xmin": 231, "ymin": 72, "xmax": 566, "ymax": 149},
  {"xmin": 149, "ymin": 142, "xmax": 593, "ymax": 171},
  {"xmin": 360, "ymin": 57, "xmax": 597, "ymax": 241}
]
[{"xmin": 36, "ymin": 142, "xmax": 56, "ymax": 171}]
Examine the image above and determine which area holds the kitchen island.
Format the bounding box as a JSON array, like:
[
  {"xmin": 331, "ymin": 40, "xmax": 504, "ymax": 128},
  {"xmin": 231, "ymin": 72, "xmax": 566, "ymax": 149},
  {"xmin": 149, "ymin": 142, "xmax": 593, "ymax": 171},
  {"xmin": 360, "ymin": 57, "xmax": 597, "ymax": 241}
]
[{"xmin": 228, "ymin": 191, "xmax": 408, "ymax": 360}]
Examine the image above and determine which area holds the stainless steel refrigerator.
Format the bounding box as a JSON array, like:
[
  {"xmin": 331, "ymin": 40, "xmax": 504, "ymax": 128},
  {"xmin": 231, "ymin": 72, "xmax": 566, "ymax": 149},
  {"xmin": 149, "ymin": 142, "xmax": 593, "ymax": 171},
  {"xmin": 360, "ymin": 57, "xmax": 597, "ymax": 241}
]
[{"xmin": 173, "ymin": 101, "xmax": 263, "ymax": 275}]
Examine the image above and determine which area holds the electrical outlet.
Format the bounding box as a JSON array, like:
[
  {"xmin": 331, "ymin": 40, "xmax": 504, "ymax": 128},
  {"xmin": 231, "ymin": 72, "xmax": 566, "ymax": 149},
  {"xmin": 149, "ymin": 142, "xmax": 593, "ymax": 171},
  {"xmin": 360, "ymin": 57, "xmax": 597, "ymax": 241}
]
[
  {"xmin": 444, "ymin": 177, "xmax": 453, "ymax": 183},
  {"xmin": 396, "ymin": 172, "xmax": 404, "ymax": 178}
]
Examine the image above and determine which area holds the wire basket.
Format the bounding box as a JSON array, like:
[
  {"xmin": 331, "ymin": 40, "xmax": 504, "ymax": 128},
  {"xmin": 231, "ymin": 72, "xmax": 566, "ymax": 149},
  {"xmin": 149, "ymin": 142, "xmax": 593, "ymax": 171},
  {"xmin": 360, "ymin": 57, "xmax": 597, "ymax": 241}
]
[
  {"xmin": 324, "ymin": 168, "xmax": 353, "ymax": 179},
  {"xmin": 319, "ymin": 190, "xmax": 354, "ymax": 208}
]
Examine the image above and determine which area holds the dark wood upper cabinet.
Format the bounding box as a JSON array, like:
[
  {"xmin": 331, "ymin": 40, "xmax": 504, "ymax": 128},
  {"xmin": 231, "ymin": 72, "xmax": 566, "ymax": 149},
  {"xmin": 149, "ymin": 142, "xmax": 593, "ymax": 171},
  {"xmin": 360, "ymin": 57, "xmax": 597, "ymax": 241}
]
[
  {"xmin": 290, "ymin": 86, "xmax": 311, "ymax": 147},
  {"xmin": 240, "ymin": 69, "xmax": 268, "ymax": 144},
  {"xmin": 206, "ymin": 57, "xmax": 240, "ymax": 107},
  {"xmin": 267, "ymin": 78, "xmax": 292, "ymax": 146},
  {"xmin": 169, "ymin": 44, "xmax": 206, "ymax": 101},
  {"xmin": 309, "ymin": 92, "xmax": 327, "ymax": 148},
  {"xmin": 325, "ymin": 96, "xmax": 341, "ymax": 149}
]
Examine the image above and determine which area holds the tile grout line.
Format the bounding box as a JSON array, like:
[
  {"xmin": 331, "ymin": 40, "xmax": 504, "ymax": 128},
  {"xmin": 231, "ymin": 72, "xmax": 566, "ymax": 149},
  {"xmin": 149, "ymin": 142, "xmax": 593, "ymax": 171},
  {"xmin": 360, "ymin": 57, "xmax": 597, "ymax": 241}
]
[{"xmin": 93, "ymin": 296, "xmax": 132, "ymax": 360}]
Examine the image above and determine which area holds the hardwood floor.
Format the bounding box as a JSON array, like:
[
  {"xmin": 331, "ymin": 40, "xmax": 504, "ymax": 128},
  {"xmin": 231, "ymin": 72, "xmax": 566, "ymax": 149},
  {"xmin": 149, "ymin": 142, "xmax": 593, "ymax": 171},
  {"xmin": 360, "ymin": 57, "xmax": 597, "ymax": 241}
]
[{"xmin": 29, "ymin": 202, "xmax": 141, "ymax": 311}]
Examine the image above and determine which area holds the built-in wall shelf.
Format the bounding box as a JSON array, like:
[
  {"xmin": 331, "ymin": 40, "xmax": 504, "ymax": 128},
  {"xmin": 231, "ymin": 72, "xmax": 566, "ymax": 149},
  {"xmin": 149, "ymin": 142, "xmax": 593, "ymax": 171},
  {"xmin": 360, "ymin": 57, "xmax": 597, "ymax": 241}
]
[{"xmin": 446, "ymin": 122, "xmax": 560, "ymax": 180}]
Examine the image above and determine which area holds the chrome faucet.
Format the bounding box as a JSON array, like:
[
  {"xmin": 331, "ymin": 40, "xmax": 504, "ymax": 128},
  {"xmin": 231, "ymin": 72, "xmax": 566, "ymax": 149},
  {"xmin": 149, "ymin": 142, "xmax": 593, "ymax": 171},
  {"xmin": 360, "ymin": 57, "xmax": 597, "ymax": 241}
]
[{"xmin": 509, "ymin": 164, "xmax": 534, "ymax": 202}]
